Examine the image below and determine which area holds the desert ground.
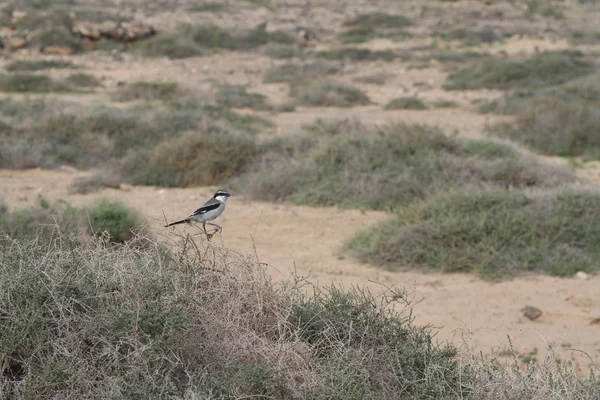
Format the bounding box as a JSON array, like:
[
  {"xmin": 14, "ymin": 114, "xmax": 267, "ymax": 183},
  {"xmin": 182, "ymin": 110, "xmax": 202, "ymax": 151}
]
[{"xmin": 1, "ymin": 0, "xmax": 600, "ymax": 379}]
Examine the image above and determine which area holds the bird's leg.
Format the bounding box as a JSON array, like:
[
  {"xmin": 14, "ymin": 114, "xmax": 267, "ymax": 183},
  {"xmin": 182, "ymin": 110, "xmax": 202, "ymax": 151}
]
[
  {"xmin": 203, "ymin": 221, "xmax": 213, "ymax": 240},
  {"xmin": 206, "ymin": 223, "xmax": 222, "ymax": 234}
]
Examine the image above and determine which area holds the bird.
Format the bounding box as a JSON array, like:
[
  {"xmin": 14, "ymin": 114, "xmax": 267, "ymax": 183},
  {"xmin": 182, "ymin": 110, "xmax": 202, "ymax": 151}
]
[{"xmin": 164, "ymin": 189, "xmax": 231, "ymax": 238}]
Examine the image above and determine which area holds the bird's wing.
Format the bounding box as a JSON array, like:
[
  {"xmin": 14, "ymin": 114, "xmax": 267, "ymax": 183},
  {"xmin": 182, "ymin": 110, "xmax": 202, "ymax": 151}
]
[{"xmin": 190, "ymin": 198, "xmax": 221, "ymax": 216}]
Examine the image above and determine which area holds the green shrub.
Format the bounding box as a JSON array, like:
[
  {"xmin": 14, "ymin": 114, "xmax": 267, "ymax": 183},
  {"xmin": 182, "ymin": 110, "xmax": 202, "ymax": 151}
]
[
  {"xmin": 131, "ymin": 33, "xmax": 203, "ymax": 59},
  {"xmin": 444, "ymin": 51, "xmax": 593, "ymax": 90},
  {"xmin": 112, "ymin": 81, "xmax": 181, "ymax": 102},
  {"xmin": 338, "ymin": 27, "xmax": 377, "ymax": 44},
  {"xmin": 215, "ymin": 85, "xmax": 270, "ymax": 110},
  {"xmin": 5, "ymin": 60, "xmax": 77, "ymax": 71},
  {"xmin": 290, "ymin": 81, "xmax": 371, "ymax": 107},
  {"xmin": 32, "ymin": 27, "xmax": 84, "ymax": 53},
  {"xmin": 489, "ymin": 96, "xmax": 600, "ymax": 158},
  {"xmin": 262, "ymin": 43, "xmax": 299, "ymax": 59},
  {"xmin": 347, "ymin": 188, "xmax": 600, "ymax": 279},
  {"xmin": 343, "ymin": 12, "xmax": 412, "ymax": 29},
  {"xmin": 0, "ymin": 197, "xmax": 78, "ymax": 238},
  {"xmin": 432, "ymin": 99, "xmax": 459, "ymax": 108},
  {"xmin": 353, "ymin": 73, "xmax": 392, "ymax": 85},
  {"xmin": 384, "ymin": 97, "xmax": 428, "ymax": 110},
  {"xmin": 316, "ymin": 48, "xmax": 399, "ymax": 62},
  {"xmin": 65, "ymin": 73, "xmax": 101, "ymax": 88},
  {"xmin": 123, "ymin": 131, "xmax": 258, "ymax": 187},
  {"xmin": 204, "ymin": 104, "xmax": 274, "ymax": 135},
  {"xmin": 85, "ymin": 199, "xmax": 141, "ymax": 243},
  {"xmin": 235, "ymin": 120, "xmax": 574, "ymax": 210},
  {"xmin": 0, "ymin": 73, "xmax": 71, "ymax": 93},
  {"xmin": 263, "ymin": 61, "xmax": 338, "ymax": 84}
]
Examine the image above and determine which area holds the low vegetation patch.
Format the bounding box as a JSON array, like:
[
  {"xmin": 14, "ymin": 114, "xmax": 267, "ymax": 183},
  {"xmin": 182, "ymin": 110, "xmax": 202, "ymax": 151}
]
[
  {"xmin": 432, "ymin": 27, "xmax": 502, "ymax": 46},
  {"xmin": 343, "ymin": 12, "xmax": 412, "ymax": 29},
  {"xmin": 384, "ymin": 97, "xmax": 428, "ymax": 110},
  {"xmin": 131, "ymin": 33, "xmax": 203, "ymax": 59},
  {"xmin": 444, "ymin": 51, "xmax": 593, "ymax": 90},
  {"xmin": 263, "ymin": 61, "xmax": 338, "ymax": 84},
  {"xmin": 122, "ymin": 131, "xmax": 258, "ymax": 187},
  {"xmin": 132, "ymin": 23, "xmax": 293, "ymax": 59},
  {"xmin": 347, "ymin": 188, "xmax": 600, "ymax": 279},
  {"xmin": 235, "ymin": 120, "xmax": 574, "ymax": 210},
  {"xmin": 353, "ymin": 72, "xmax": 393, "ymax": 85},
  {"xmin": 0, "ymin": 197, "xmax": 139, "ymax": 243},
  {"xmin": 85, "ymin": 199, "xmax": 142, "ymax": 242},
  {"xmin": 5, "ymin": 60, "xmax": 77, "ymax": 71},
  {"xmin": 0, "ymin": 73, "xmax": 72, "ymax": 93},
  {"xmin": 290, "ymin": 81, "xmax": 370, "ymax": 107},
  {"xmin": 316, "ymin": 48, "xmax": 400, "ymax": 62},
  {"xmin": 215, "ymin": 85, "xmax": 270, "ymax": 110},
  {"xmin": 0, "ymin": 224, "xmax": 597, "ymax": 397},
  {"xmin": 65, "ymin": 73, "xmax": 101, "ymax": 88},
  {"xmin": 490, "ymin": 96, "xmax": 600, "ymax": 158},
  {"xmin": 112, "ymin": 81, "xmax": 181, "ymax": 102}
]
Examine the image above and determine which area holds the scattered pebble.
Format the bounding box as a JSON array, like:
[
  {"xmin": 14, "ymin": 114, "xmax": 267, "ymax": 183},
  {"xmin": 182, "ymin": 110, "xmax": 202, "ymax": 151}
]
[
  {"xmin": 520, "ymin": 305, "xmax": 542, "ymax": 321},
  {"xmin": 575, "ymin": 271, "xmax": 589, "ymax": 280}
]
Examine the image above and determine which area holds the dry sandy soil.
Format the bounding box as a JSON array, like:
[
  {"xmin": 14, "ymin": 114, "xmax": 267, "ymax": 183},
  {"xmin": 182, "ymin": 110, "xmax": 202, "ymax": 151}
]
[{"xmin": 2, "ymin": 0, "xmax": 600, "ymax": 373}]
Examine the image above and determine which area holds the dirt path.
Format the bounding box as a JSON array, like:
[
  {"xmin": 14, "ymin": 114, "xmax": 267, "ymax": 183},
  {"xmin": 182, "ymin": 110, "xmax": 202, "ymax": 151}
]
[{"xmin": 1, "ymin": 168, "xmax": 599, "ymax": 372}]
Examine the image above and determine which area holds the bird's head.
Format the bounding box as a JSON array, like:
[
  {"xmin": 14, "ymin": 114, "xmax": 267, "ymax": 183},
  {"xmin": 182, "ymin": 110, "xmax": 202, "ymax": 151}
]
[{"xmin": 213, "ymin": 189, "xmax": 231, "ymax": 202}]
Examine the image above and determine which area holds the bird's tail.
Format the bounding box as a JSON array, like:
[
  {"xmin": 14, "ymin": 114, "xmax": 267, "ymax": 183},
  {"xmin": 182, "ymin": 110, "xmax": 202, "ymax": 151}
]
[{"xmin": 164, "ymin": 219, "xmax": 188, "ymax": 228}]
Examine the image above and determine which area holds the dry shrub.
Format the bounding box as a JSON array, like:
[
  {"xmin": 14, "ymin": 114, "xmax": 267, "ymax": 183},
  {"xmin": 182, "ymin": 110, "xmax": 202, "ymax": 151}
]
[
  {"xmin": 263, "ymin": 61, "xmax": 338, "ymax": 84},
  {"xmin": 347, "ymin": 187, "xmax": 600, "ymax": 279},
  {"xmin": 445, "ymin": 51, "xmax": 593, "ymax": 90},
  {"xmin": 235, "ymin": 119, "xmax": 576, "ymax": 210},
  {"xmin": 123, "ymin": 131, "xmax": 258, "ymax": 187},
  {"xmin": 290, "ymin": 81, "xmax": 371, "ymax": 107},
  {"xmin": 384, "ymin": 96, "xmax": 428, "ymax": 110},
  {"xmin": 0, "ymin": 228, "xmax": 468, "ymax": 398},
  {"xmin": 0, "ymin": 228, "xmax": 596, "ymax": 398}
]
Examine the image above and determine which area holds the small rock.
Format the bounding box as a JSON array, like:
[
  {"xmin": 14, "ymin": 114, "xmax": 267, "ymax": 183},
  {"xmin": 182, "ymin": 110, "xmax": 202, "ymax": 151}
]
[
  {"xmin": 590, "ymin": 318, "xmax": 600, "ymax": 326},
  {"xmin": 119, "ymin": 183, "xmax": 133, "ymax": 192},
  {"xmin": 521, "ymin": 305, "xmax": 542, "ymax": 321},
  {"xmin": 575, "ymin": 271, "xmax": 589, "ymax": 280}
]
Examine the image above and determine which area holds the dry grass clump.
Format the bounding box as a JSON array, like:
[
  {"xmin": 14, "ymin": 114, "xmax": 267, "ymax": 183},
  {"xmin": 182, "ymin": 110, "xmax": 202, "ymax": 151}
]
[
  {"xmin": 0, "ymin": 73, "xmax": 72, "ymax": 93},
  {"xmin": 4, "ymin": 60, "xmax": 77, "ymax": 71},
  {"xmin": 122, "ymin": 130, "xmax": 259, "ymax": 187},
  {"xmin": 353, "ymin": 72, "xmax": 393, "ymax": 85},
  {"xmin": 65, "ymin": 72, "xmax": 101, "ymax": 88},
  {"xmin": 0, "ymin": 228, "xmax": 469, "ymax": 398},
  {"xmin": 316, "ymin": 47, "xmax": 400, "ymax": 62},
  {"xmin": 490, "ymin": 96, "xmax": 600, "ymax": 158},
  {"xmin": 384, "ymin": 96, "xmax": 428, "ymax": 110},
  {"xmin": 234, "ymin": 119, "xmax": 575, "ymax": 210},
  {"xmin": 432, "ymin": 27, "xmax": 502, "ymax": 46},
  {"xmin": 484, "ymin": 74, "xmax": 600, "ymax": 158},
  {"xmin": 290, "ymin": 81, "xmax": 371, "ymax": 107},
  {"xmin": 0, "ymin": 227, "xmax": 597, "ymax": 397},
  {"xmin": 343, "ymin": 12, "xmax": 412, "ymax": 29},
  {"xmin": 263, "ymin": 61, "xmax": 338, "ymax": 84},
  {"xmin": 132, "ymin": 23, "xmax": 293, "ymax": 59},
  {"xmin": 0, "ymin": 196, "xmax": 140, "ymax": 243},
  {"xmin": 111, "ymin": 81, "xmax": 181, "ymax": 102},
  {"xmin": 444, "ymin": 51, "xmax": 593, "ymax": 90},
  {"xmin": 262, "ymin": 43, "xmax": 300, "ymax": 59},
  {"xmin": 215, "ymin": 85, "xmax": 271, "ymax": 110},
  {"xmin": 347, "ymin": 187, "xmax": 600, "ymax": 279}
]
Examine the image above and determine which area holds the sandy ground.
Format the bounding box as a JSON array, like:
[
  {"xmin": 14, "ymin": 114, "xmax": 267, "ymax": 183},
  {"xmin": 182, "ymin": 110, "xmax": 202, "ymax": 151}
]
[{"xmin": 1, "ymin": 168, "xmax": 599, "ymax": 373}]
